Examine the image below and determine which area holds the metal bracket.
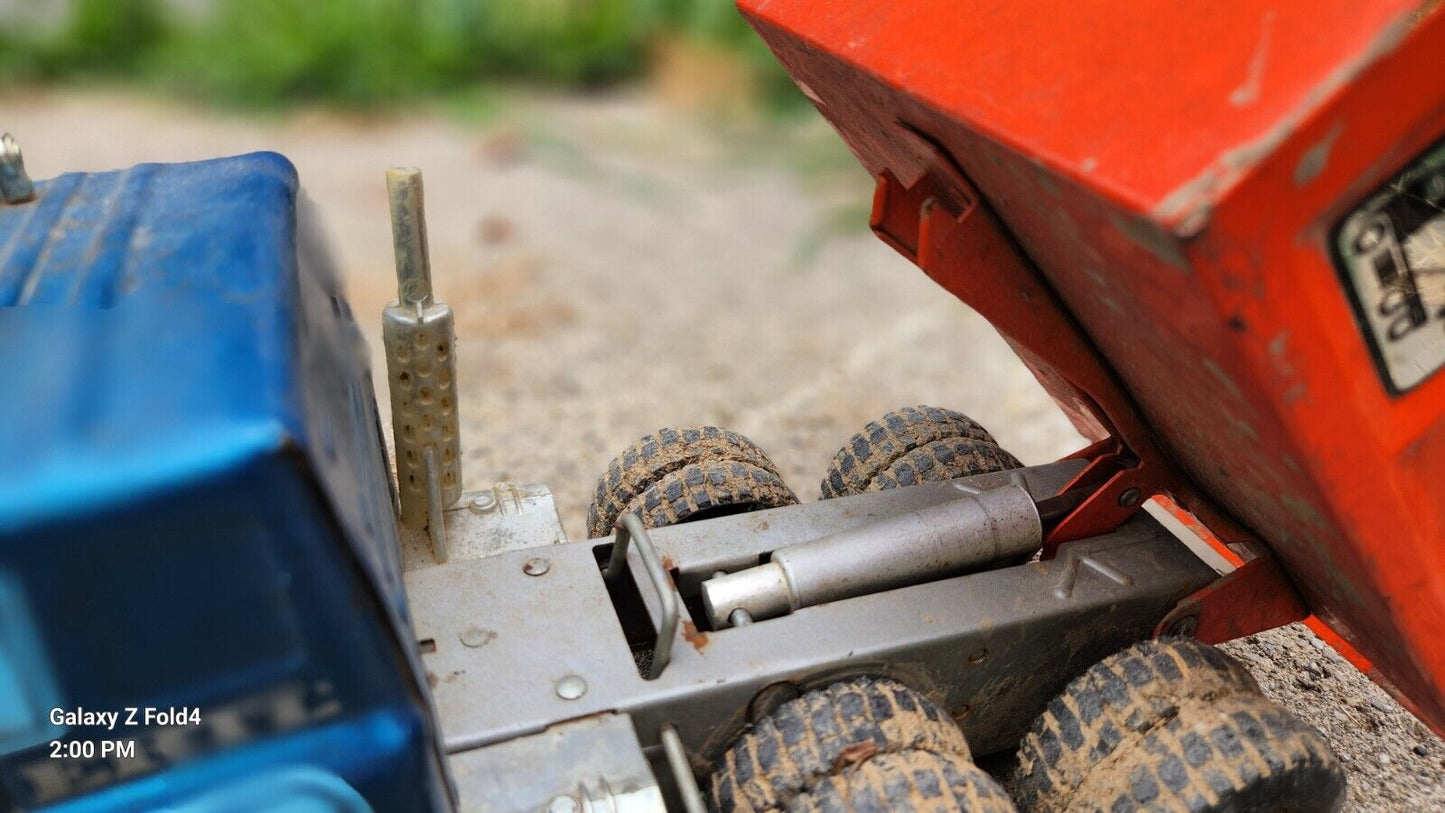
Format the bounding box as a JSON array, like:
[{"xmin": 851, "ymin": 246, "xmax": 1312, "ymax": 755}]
[
  {"xmin": 401, "ymin": 483, "xmax": 567, "ymax": 571},
  {"xmin": 1155, "ymin": 551, "xmax": 1309, "ymax": 642},
  {"xmin": 448, "ymin": 714, "xmax": 665, "ymax": 813},
  {"xmin": 606, "ymin": 515, "xmax": 679, "ymax": 680}
]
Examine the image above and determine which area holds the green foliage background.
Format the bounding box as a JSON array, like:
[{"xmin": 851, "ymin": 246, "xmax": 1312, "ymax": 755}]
[{"xmin": 0, "ymin": 0, "xmax": 797, "ymax": 108}]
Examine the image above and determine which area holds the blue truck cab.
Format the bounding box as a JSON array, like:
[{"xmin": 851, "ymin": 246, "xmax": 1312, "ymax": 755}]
[{"xmin": 0, "ymin": 154, "xmax": 451, "ymax": 810}]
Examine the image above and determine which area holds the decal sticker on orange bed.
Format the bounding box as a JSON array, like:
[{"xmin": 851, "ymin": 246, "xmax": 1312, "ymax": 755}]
[{"xmin": 1335, "ymin": 138, "xmax": 1445, "ymax": 394}]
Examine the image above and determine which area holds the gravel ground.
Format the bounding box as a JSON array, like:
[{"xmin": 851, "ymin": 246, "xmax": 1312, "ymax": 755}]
[
  {"xmin": 1223, "ymin": 626, "xmax": 1445, "ymax": 810},
  {"xmin": 6, "ymin": 87, "xmax": 1441, "ymax": 810}
]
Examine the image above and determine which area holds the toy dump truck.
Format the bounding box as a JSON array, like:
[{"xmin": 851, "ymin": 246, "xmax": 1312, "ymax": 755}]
[{"xmin": 1, "ymin": 0, "xmax": 1443, "ymax": 810}]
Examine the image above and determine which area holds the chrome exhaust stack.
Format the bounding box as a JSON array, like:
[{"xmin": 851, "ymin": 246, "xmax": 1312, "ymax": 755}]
[{"xmin": 384, "ymin": 168, "xmax": 462, "ymax": 562}]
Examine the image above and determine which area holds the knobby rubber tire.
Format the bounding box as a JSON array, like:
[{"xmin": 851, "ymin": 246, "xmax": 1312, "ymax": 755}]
[
  {"xmin": 588, "ymin": 426, "xmax": 789, "ymax": 538},
  {"xmin": 1071, "ymin": 693, "xmax": 1345, "ymax": 812},
  {"xmin": 820, "ymin": 406, "xmax": 1018, "ymax": 499},
  {"xmin": 710, "ymin": 678, "xmax": 974, "ymax": 813},
  {"xmin": 868, "ymin": 438, "xmax": 1023, "ymax": 492},
  {"xmin": 1014, "ymin": 638, "xmax": 1344, "ymax": 813},
  {"xmin": 623, "ymin": 459, "xmax": 797, "ymax": 532},
  {"xmin": 786, "ymin": 749, "xmax": 1018, "ymax": 813}
]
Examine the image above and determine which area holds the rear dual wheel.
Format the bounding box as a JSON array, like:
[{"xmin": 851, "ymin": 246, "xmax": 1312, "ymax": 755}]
[
  {"xmin": 588, "ymin": 406, "xmax": 1019, "ymax": 541},
  {"xmin": 1013, "ymin": 638, "xmax": 1346, "ymax": 813},
  {"xmin": 820, "ymin": 406, "xmax": 1022, "ymax": 499},
  {"xmin": 586, "ymin": 426, "xmax": 798, "ymax": 540},
  {"xmin": 711, "ymin": 677, "xmax": 1016, "ymax": 813},
  {"xmin": 708, "ymin": 641, "xmax": 1344, "ymax": 813}
]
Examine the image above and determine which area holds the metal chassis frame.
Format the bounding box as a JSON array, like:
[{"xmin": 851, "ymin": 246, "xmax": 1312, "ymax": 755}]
[{"xmin": 404, "ymin": 462, "xmax": 1217, "ymax": 808}]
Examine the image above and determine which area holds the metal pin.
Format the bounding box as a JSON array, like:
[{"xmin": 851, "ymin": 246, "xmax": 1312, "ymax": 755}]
[
  {"xmin": 1, "ymin": 134, "xmax": 36, "ymax": 204},
  {"xmin": 423, "ymin": 447, "xmax": 448, "ymax": 562},
  {"xmin": 661, "ymin": 725, "xmax": 708, "ymax": 813},
  {"xmin": 383, "ymin": 168, "xmax": 462, "ymax": 542}
]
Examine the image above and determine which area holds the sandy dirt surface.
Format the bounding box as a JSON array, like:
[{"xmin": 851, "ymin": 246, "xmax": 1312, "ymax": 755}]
[{"xmin": 6, "ymin": 88, "xmax": 1441, "ymax": 809}]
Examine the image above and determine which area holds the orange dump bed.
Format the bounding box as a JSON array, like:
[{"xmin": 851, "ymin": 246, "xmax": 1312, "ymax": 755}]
[{"xmin": 739, "ymin": 0, "xmax": 1445, "ymax": 730}]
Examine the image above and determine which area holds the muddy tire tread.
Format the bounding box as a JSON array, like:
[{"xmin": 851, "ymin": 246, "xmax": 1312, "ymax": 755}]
[
  {"xmin": 710, "ymin": 678, "xmax": 971, "ymax": 813},
  {"xmin": 820, "ymin": 406, "xmax": 1013, "ymax": 499},
  {"xmin": 786, "ymin": 750, "xmax": 1018, "ymax": 813},
  {"xmin": 1075, "ymin": 693, "xmax": 1344, "ymax": 812},
  {"xmin": 588, "ymin": 426, "xmax": 783, "ymax": 538},
  {"xmin": 1014, "ymin": 638, "xmax": 1343, "ymax": 813},
  {"xmin": 869, "ymin": 438, "xmax": 1023, "ymax": 492},
  {"xmin": 623, "ymin": 459, "xmax": 797, "ymax": 531}
]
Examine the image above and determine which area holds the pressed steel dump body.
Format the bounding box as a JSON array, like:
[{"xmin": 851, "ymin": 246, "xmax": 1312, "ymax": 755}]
[{"xmin": 738, "ymin": 0, "xmax": 1445, "ymax": 730}]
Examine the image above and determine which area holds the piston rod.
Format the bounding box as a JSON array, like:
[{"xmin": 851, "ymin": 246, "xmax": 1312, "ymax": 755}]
[{"xmin": 701, "ymin": 483, "xmax": 1042, "ymax": 628}]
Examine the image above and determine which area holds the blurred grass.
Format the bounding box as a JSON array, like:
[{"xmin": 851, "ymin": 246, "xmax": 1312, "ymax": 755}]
[{"xmin": 0, "ymin": 0, "xmax": 803, "ymax": 110}]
